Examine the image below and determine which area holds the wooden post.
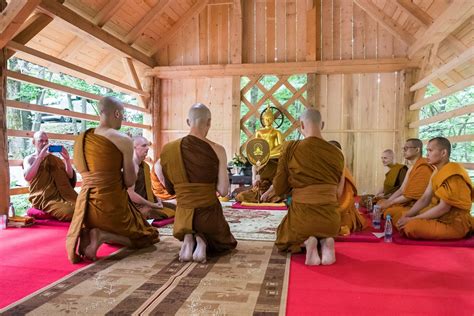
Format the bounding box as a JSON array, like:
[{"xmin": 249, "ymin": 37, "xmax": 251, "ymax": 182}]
[
  {"xmin": 150, "ymin": 77, "xmax": 161, "ymax": 162},
  {"xmin": 0, "ymin": 0, "xmax": 10, "ymax": 215},
  {"xmin": 231, "ymin": 76, "xmax": 241, "ymax": 156},
  {"xmin": 306, "ymin": 73, "xmax": 318, "ymax": 108}
]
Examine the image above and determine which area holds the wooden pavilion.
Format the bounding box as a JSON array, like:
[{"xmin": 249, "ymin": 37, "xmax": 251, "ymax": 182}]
[{"xmin": 0, "ymin": 0, "xmax": 473, "ymax": 216}]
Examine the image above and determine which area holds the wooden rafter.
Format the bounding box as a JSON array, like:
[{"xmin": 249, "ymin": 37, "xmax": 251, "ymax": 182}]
[
  {"xmin": 147, "ymin": 58, "xmax": 420, "ymax": 78},
  {"xmin": 56, "ymin": 36, "xmax": 83, "ymax": 60},
  {"xmin": 150, "ymin": 0, "xmax": 209, "ymax": 56},
  {"xmin": 38, "ymin": 0, "xmax": 156, "ymax": 67},
  {"xmin": 7, "ymin": 41, "xmax": 149, "ymax": 96},
  {"xmin": 124, "ymin": 0, "xmax": 171, "ymax": 45},
  {"xmin": 408, "ymin": 0, "xmax": 474, "ymax": 57},
  {"xmin": 91, "ymin": 0, "xmax": 126, "ymax": 27},
  {"xmin": 6, "ymin": 13, "xmax": 53, "ymax": 59},
  {"xmin": 0, "ymin": 0, "xmax": 42, "ymax": 49},
  {"xmin": 353, "ymin": 0, "xmax": 415, "ymax": 46},
  {"xmin": 410, "ymin": 102, "xmax": 474, "ymax": 128},
  {"xmin": 122, "ymin": 57, "xmax": 147, "ymax": 108},
  {"xmin": 410, "ymin": 48, "xmax": 474, "ymax": 91}
]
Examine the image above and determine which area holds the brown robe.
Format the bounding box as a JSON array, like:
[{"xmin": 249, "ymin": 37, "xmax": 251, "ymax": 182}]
[
  {"xmin": 235, "ymin": 159, "xmax": 281, "ymax": 203},
  {"xmin": 160, "ymin": 135, "xmax": 237, "ymax": 254},
  {"xmin": 66, "ymin": 129, "xmax": 159, "ymax": 263},
  {"xmin": 151, "ymin": 163, "xmax": 176, "ymax": 200},
  {"xmin": 383, "ymin": 163, "xmax": 408, "ymax": 198},
  {"xmin": 338, "ymin": 167, "xmax": 366, "ymax": 235},
  {"xmin": 274, "ymin": 137, "xmax": 344, "ymax": 253},
  {"xmin": 384, "ymin": 157, "xmax": 434, "ymax": 223},
  {"xmin": 28, "ymin": 155, "xmax": 77, "ymax": 221},
  {"xmin": 134, "ymin": 161, "xmax": 175, "ymax": 219},
  {"xmin": 401, "ymin": 162, "xmax": 474, "ymax": 240}
]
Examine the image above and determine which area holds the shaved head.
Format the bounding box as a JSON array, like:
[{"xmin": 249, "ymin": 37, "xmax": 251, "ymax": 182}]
[
  {"xmin": 299, "ymin": 108, "xmax": 322, "ymax": 125},
  {"xmin": 429, "ymin": 137, "xmax": 451, "ymax": 157},
  {"xmin": 298, "ymin": 108, "xmax": 323, "ymax": 138},
  {"xmin": 187, "ymin": 103, "xmax": 211, "ymax": 127},
  {"xmin": 381, "ymin": 149, "xmax": 395, "ymax": 166},
  {"xmin": 99, "ymin": 96, "xmax": 123, "ymax": 115},
  {"xmin": 33, "ymin": 131, "xmax": 47, "ymax": 142},
  {"xmin": 132, "ymin": 135, "xmax": 148, "ymax": 146}
]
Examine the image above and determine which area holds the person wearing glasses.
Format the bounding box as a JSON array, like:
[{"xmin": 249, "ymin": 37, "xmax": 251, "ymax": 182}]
[
  {"xmin": 397, "ymin": 137, "xmax": 473, "ymax": 240},
  {"xmin": 378, "ymin": 138, "xmax": 434, "ymax": 225}
]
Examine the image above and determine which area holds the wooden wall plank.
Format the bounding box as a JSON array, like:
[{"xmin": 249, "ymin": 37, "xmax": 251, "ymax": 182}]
[
  {"xmin": 332, "ymin": 0, "xmax": 341, "ymax": 60},
  {"xmin": 286, "ymin": 0, "xmax": 297, "ymax": 62},
  {"xmin": 0, "ymin": 24, "xmax": 8, "ymax": 215},
  {"xmin": 321, "ymin": 0, "xmax": 333, "ymax": 60},
  {"xmin": 242, "ymin": 0, "xmax": 254, "ymax": 63},
  {"xmin": 199, "ymin": 9, "xmax": 209, "ymax": 65},
  {"xmin": 275, "ymin": 0, "xmax": 286, "ymax": 62},
  {"xmin": 255, "ymin": 0, "xmax": 266, "ymax": 63},
  {"xmin": 353, "ymin": 3, "xmax": 365, "ymax": 59},
  {"xmin": 217, "ymin": 5, "xmax": 229, "ymax": 64},
  {"xmin": 267, "ymin": 0, "xmax": 276, "ymax": 63},
  {"xmin": 209, "ymin": 5, "xmax": 219, "ymax": 64},
  {"xmin": 340, "ymin": 0, "xmax": 353, "ymax": 60},
  {"xmin": 296, "ymin": 0, "xmax": 306, "ymax": 61}
]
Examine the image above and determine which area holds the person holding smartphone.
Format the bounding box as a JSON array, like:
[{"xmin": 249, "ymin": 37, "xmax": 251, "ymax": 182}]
[{"xmin": 23, "ymin": 131, "xmax": 77, "ymax": 221}]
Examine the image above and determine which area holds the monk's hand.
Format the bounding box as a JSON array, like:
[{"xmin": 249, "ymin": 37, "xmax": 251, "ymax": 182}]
[
  {"xmin": 253, "ymin": 179, "xmax": 261, "ymax": 187},
  {"xmin": 378, "ymin": 200, "xmax": 391, "ymax": 209},
  {"xmin": 153, "ymin": 200, "xmax": 163, "ymax": 209},
  {"xmin": 38, "ymin": 144, "xmax": 50, "ymax": 160},
  {"xmin": 60, "ymin": 147, "xmax": 71, "ymax": 161},
  {"xmin": 260, "ymin": 186, "xmax": 274, "ymax": 202},
  {"xmin": 397, "ymin": 216, "xmax": 412, "ymax": 229}
]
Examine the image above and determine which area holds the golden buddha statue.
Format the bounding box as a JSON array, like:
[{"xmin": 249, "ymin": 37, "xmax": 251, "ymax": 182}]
[{"xmin": 255, "ymin": 105, "xmax": 284, "ymax": 159}]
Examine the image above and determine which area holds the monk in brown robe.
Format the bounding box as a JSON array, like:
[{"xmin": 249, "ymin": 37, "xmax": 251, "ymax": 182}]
[
  {"xmin": 272, "ymin": 109, "xmax": 344, "ymax": 266},
  {"xmin": 151, "ymin": 159, "xmax": 176, "ymax": 200},
  {"xmin": 375, "ymin": 149, "xmax": 407, "ymax": 199},
  {"xmin": 235, "ymin": 159, "xmax": 282, "ymax": 203},
  {"xmin": 379, "ymin": 139, "xmax": 434, "ymax": 224},
  {"xmin": 23, "ymin": 131, "xmax": 77, "ymax": 221},
  {"xmin": 158, "ymin": 103, "xmax": 237, "ymax": 263},
  {"xmin": 328, "ymin": 141, "xmax": 366, "ymax": 235},
  {"xmin": 66, "ymin": 97, "xmax": 159, "ymax": 263},
  {"xmin": 398, "ymin": 137, "xmax": 473, "ymax": 239},
  {"xmin": 127, "ymin": 136, "xmax": 175, "ymax": 220}
]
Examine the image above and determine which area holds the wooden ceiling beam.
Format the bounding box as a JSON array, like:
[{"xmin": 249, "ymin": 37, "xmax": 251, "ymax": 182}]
[
  {"xmin": 122, "ymin": 57, "xmax": 147, "ymax": 107},
  {"xmin": 92, "ymin": 0, "xmax": 126, "ymax": 27},
  {"xmin": 0, "ymin": 0, "xmax": 42, "ymax": 49},
  {"xmin": 408, "ymin": 0, "xmax": 474, "ymax": 58},
  {"xmin": 38, "ymin": 0, "xmax": 156, "ymax": 67},
  {"xmin": 7, "ymin": 41, "xmax": 149, "ymax": 97},
  {"xmin": 5, "ymin": 12, "xmax": 53, "ymax": 59},
  {"xmin": 353, "ymin": 0, "xmax": 415, "ymax": 46},
  {"xmin": 124, "ymin": 0, "xmax": 172, "ymax": 45},
  {"xmin": 146, "ymin": 58, "xmax": 420, "ymax": 78},
  {"xmin": 410, "ymin": 48, "xmax": 474, "ymax": 91},
  {"xmin": 150, "ymin": 0, "xmax": 209, "ymax": 56}
]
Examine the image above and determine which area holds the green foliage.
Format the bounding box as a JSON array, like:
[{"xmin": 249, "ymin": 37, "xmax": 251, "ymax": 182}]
[{"xmin": 10, "ymin": 194, "xmax": 30, "ymax": 216}]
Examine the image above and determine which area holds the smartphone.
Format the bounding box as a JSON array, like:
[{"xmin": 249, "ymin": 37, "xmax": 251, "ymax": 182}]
[{"xmin": 48, "ymin": 145, "xmax": 63, "ymax": 153}]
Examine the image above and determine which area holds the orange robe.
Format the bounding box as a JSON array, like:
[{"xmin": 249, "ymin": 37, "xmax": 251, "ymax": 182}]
[
  {"xmin": 338, "ymin": 167, "xmax": 366, "ymax": 235},
  {"xmin": 66, "ymin": 129, "xmax": 159, "ymax": 263},
  {"xmin": 401, "ymin": 162, "xmax": 474, "ymax": 240},
  {"xmin": 384, "ymin": 157, "xmax": 434, "ymax": 224},
  {"xmin": 150, "ymin": 163, "xmax": 176, "ymax": 200},
  {"xmin": 160, "ymin": 135, "xmax": 237, "ymax": 254},
  {"xmin": 274, "ymin": 137, "xmax": 344, "ymax": 253},
  {"xmin": 28, "ymin": 155, "xmax": 77, "ymax": 221},
  {"xmin": 383, "ymin": 163, "xmax": 408, "ymax": 198},
  {"xmin": 235, "ymin": 159, "xmax": 281, "ymax": 203}
]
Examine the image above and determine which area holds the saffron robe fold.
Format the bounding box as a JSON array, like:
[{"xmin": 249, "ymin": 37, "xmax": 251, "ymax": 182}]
[
  {"xmin": 28, "ymin": 155, "xmax": 77, "ymax": 221},
  {"xmin": 338, "ymin": 167, "xmax": 366, "ymax": 235},
  {"xmin": 66, "ymin": 129, "xmax": 159, "ymax": 263},
  {"xmin": 401, "ymin": 162, "xmax": 474, "ymax": 240},
  {"xmin": 134, "ymin": 161, "xmax": 175, "ymax": 219},
  {"xmin": 384, "ymin": 157, "xmax": 434, "ymax": 223},
  {"xmin": 151, "ymin": 163, "xmax": 176, "ymax": 200},
  {"xmin": 274, "ymin": 137, "xmax": 344, "ymax": 252},
  {"xmin": 235, "ymin": 159, "xmax": 281, "ymax": 203},
  {"xmin": 383, "ymin": 163, "xmax": 408, "ymax": 198},
  {"xmin": 160, "ymin": 135, "xmax": 237, "ymax": 254}
]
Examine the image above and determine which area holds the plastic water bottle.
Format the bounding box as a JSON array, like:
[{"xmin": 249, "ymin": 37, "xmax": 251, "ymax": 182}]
[
  {"xmin": 367, "ymin": 196, "xmax": 373, "ymax": 213},
  {"xmin": 8, "ymin": 203, "xmax": 15, "ymax": 218},
  {"xmin": 372, "ymin": 205, "xmax": 381, "ymax": 230},
  {"xmin": 384, "ymin": 215, "xmax": 393, "ymax": 243}
]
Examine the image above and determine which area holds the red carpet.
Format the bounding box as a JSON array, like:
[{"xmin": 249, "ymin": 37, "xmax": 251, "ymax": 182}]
[
  {"xmin": 0, "ymin": 221, "xmax": 119, "ymax": 309},
  {"xmin": 287, "ymin": 241, "xmax": 474, "ymax": 315},
  {"xmin": 231, "ymin": 202, "xmax": 287, "ymax": 210}
]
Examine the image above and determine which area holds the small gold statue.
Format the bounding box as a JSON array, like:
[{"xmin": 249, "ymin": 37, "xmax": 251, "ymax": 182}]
[{"xmin": 255, "ymin": 104, "xmax": 284, "ymax": 159}]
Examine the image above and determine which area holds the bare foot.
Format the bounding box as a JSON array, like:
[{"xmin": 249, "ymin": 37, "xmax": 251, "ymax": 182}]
[
  {"xmin": 78, "ymin": 228, "xmax": 91, "ymax": 258},
  {"xmin": 84, "ymin": 228, "xmax": 104, "ymax": 261},
  {"xmin": 321, "ymin": 238, "xmax": 336, "ymax": 265},
  {"xmin": 304, "ymin": 236, "xmax": 320, "ymax": 266},
  {"xmin": 192, "ymin": 235, "xmax": 207, "ymax": 263},
  {"xmin": 179, "ymin": 234, "xmax": 195, "ymax": 262}
]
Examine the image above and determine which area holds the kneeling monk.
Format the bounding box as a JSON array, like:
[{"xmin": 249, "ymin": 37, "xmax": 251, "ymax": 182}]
[
  {"xmin": 159, "ymin": 103, "xmax": 237, "ymax": 263},
  {"xmin": 328, "ymin": 141, "xmax": 366, "ymax": 235},
  {"xmin": 397, "ymin": 137, "xmax": 473, "ymax": 240},
  {"xmin": 275, "ymin": 109, "xmax": 344, "ymax": 266},
  {"xmin": 66, "ymin": 97, "xmax": 159, "ymax": 263}
]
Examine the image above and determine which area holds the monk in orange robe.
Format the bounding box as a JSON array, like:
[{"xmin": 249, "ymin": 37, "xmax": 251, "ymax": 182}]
[
  {"xmin": 127, "ymin": 136, "xmax": 175, "ymax": 220},
  {"xmin": 272, "ymin": 109, "xmax": 344, "ymax": 266},
  {"xmin": 159, "ymin": 103, "xmax": 237, "ymax": 263},
  {"xmin": 151, "ymin": 159, "xmax": 176, "ymax": 200},
  {"xmin": 66, "ymin": 97, "xmax": 159, "ymax": 263},
  {"xmin": 379, "ymin": 139, "xmax": 434, "ymax": 224},
  {"xmin": 398, "ymin": 137, "xmax": 473, "ymax": 239},
  {"xmin": 375, "ymin": 149, "xmax": 407, "ymax": 199},
  {"xmin": 23, "ymin": 131, "xmax": 77, "ymax": 221},
  {"xmin": 235, "ymin": 159, "xmax": 282, "ymax": 203},
  {"xmin": 328, "ymin": 141, "xmax": 366, "ymax": 235}
]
